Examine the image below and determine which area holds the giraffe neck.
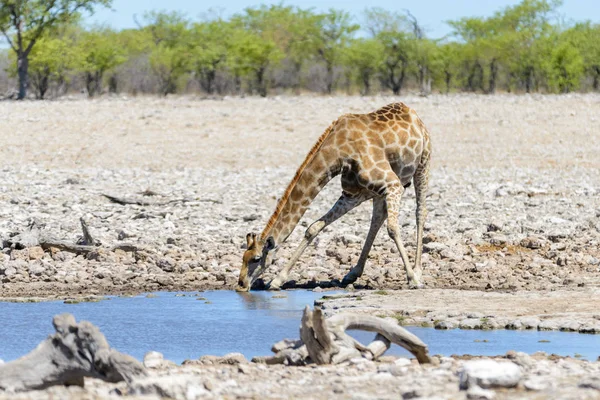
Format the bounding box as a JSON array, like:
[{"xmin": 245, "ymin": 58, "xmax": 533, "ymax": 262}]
[{"xmin": 260, "ymin": 123, "xmax": 340, "ymax": 246}]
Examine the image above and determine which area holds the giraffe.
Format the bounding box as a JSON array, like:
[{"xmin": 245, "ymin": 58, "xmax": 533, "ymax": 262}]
[{"xmin": 237, "ymin": 102, "xmax": 432, "ymax": 292}]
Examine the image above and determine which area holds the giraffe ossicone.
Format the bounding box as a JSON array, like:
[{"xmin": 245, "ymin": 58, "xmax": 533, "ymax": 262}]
[{"xmin": 236, "ymin": 102, "xmax": 432, "ymax": 292}]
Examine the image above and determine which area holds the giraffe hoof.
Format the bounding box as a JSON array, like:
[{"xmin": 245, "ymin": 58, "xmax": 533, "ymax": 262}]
[
  {"xmin": 341, "ymin": 273, "xmax": 359, "ymax": 287},
  {"xmin": 408, "ymin": 281, "xmax": 424, "ymax": 290},
  {"xmin": 267, "ymin": 279, "xmax": 282, "ymax": 291}
]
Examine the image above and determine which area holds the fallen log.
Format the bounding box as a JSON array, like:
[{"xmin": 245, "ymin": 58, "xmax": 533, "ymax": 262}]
[
  {"xmin": 253, "ymin": 306, "xmax": 431, "ymax": 366},
  {"xmin": 0, "ymin": 313, "xmax": 146, "ymax": 393}
]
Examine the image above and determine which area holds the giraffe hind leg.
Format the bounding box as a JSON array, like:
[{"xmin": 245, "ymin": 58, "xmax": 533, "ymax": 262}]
[
  {"xmin": 385, "ymin": 181, "xmax": 422, "ymax": 289},
  {"xmin": 341, "ymin": 197, "xmax": 386, "ymax": 286},
  {"xmin": 413, "ymin": 158, "xmax": 430, "ymax": 284}
]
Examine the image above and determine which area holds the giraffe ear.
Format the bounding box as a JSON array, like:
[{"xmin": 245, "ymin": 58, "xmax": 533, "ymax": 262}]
[
  {"xmin": 264, "ymin": 236, "xmax": 275, "ymax": 252},
  {"xmin": 246, "ymin": 233, "xmax": 255, "ymax": 248}
]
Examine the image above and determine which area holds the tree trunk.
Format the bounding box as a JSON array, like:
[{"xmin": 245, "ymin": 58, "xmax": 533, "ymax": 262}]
[
  {"xmin": 467, "ymin": 62, "xmax": 484, "ymax": 92},
  {"xmin": 199, "ymin": 68, "xmax": 216, "ymax": 94},
  {"xmin": 524, "ymin": 66, "xmax": 534, "ymax": 93},
  {"xmin": 444, "ymin": 71, "xmax": 452, "ymax": 94},
  {"xmin": 361, "ymin": 70, "xmax": 370, "ymax": 96},
  {"xmin": 326, "ymin": 62, "xmax": 334, "ymax": 94},
  {"xmin": 488, "ymin": 59, "xmax": 498, "ymax": 94},
  {"xmin": 86, "ymin": 71, "xmax": 104, "ymax": 97},
  {"xmin": 17, "ymin": 53, "xmax": 29, "ymax": 100},
  {"xmin": 419, "ymin": 65, "xmax": 430, "ymax": 94},
  {"xmin": 108, "ymin": 75, "xmax": 118, "ymax": 94},
  {"xmin": 31, "ymin": 68, "xmax": 50, "ymax": 100},
  {"xmin": 256, "ymin": 67, "xmax": 267, "ymax": 97},
  {"xmin": 592, "ymin": 66, "xmax": 600, "ymax": 91},
  {"xmin": 292, "ymin": 61, "xmax": 303, "ymax": 94}
]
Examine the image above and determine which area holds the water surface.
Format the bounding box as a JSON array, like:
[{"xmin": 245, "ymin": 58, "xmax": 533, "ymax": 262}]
[{"xmin": 1, "ymin": 291, "xmax": 598, "ymax": 363}]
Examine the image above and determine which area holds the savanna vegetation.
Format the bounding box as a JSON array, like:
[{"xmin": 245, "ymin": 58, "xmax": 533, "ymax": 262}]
[{"xmin": 1, "ymin": 0, "xmax": 599, "ymax": 99}]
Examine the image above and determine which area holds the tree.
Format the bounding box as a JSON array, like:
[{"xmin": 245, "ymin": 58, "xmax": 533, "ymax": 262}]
[
  {"xmin": 233, "ymin": 5, "xmax": 321, "ymax": 92},
  {"xmin": 562, "ymin": 23, "xmax": 600, "ymax": 90},
  {"xmin": 344, "ymin": 38, "xmax": 383, "ymax": 95},
  {"xmin": 541, "ymin": 36, "xmax": 584, "ymax": 93},
  {"xmin": 433, "ymin": 42, "xmax": 462, "ymax": 94},
  {"xmin": 75, "ymin": 28, "xmax": 126, "ymax": 97},
  {"xmin": 0, "ymin": 0, "xmax": 111, "ymax": 99},
  {"xmin": 365, "ymin": 8, "xmax": 417, "ymax": 95},
  {"xmin": 227, "ymin": 28, "xmax": 282, "ymax": 96},
  {"xmin": 500, "ymin": 1, "xmax": 562, "ymax": 92},
  {"xmin": 189, "ymin": 19, "xmax": 230, "ymax": 94},
  {"xmin": 138, "ymin": 11, "xmax": 191, "ymax": 95},
  {"xmin": 377, "ymin": 31, "xmax": 413, "ymax": 95},
  {"xmin": 26, "ymin": 34, "xmax": 76, "ymax": 98},
  {"xmin": 314, "ymin": 9, "xmax": 358, "ymax": 93}
]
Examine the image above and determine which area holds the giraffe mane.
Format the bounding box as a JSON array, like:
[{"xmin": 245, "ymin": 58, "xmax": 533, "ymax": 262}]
[{"xmin": 260, "ymin": 119, "xmax": 338, "ymax": 242}]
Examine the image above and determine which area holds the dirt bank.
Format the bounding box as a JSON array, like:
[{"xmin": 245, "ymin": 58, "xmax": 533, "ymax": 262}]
[{"xmin": 318, "ymin": 288, "xmax": 600, "ymax": 333}]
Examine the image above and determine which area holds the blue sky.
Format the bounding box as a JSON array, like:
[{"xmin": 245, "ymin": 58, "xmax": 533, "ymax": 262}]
[{"xmin": 88, "ymin": 0, "xmax": 599, "ymax": 39}]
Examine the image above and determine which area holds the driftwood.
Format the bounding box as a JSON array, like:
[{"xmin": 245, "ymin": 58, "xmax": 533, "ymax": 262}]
[
  {"xmin": 0, "ymin": 314, "xmax": 146, "ymax": 393},
  {"xmin": 253, "ymin": 306, "xmax": 431, "ymax": 365}
]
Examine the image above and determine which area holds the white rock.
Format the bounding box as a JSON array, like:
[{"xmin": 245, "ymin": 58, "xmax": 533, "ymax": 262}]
[
  {"xmin": 129, "ymin": 374, "xmax": 209, "ymax": 399},
  {"xmin": 459, "ymin": 360, "xmax": 522, "ymax": 390},
  {"xmin": 394, "ymin": 358, "xmax": 412, "ymax": 367},
  {"xmin": 349, "ymin": 357, "xmax": 370, "ymax": 365},
  {"xmin": 467, "ymin": 385, "xmax": 496, "ymax": 399},
  {"xmin": 524, "ymin": 376, "xmax": 551, "ymax": 391},
  {"xmin": 143, "ymin": 351, "xmax": 165, "ymax": 369}
]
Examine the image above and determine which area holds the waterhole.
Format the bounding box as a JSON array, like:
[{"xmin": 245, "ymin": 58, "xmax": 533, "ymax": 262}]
[{"xmin": 1, "ymin": 291, "xmax": 598, "ymax": 363}]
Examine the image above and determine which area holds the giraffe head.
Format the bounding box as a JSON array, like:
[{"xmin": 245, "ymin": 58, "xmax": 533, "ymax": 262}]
[{"xmin": 236, "ymin": 233, "xmax": 275, "ymax": 292}]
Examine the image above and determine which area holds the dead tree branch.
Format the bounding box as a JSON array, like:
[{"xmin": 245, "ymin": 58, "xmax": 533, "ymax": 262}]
[
  {"xmin": 6, "ymin": 220, "xmax": 141, "ymax": 255},
  {"xmin": 253, "ymin": 306, "xmax": 431, "ymax": 366},
  {"xmin": 78, "ymin": 217, "xmax": 97, "ymax": 246},
  {"xmin": 102, "ymin": 193, "xmax": 222, "ymax": 205}
]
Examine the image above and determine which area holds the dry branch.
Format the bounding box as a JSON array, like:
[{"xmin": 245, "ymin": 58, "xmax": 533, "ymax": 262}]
[
  {"xmin": 101, "ymin": 193, "xmax": 221, "ymax": 206},
  {"xmin": 6, "ymin": 220, "xmax": 141, "ymax": 256},
  {"xmin": 0, "ymin": 314, "xmax": 146, "ymax": 393},
  {"xmin": 78, "ymin": 217, "xmax": 97, "ymax": 246},
  {"xmin": 253, "ymin": 306, "xmax": 431, "ymax": 366}
]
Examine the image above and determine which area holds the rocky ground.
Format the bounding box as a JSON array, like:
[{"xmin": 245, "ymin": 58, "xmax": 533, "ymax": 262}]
[
  {"xmin": 2, "ymin": 348, "xmax": 600, "ymax": 399},
  {"xmin": 1, "ymin": 94, "xmax": 599, "ymax": 297}
]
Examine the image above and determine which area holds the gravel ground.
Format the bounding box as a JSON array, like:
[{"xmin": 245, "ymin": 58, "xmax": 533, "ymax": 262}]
[
  {"xmin": 1, "ymin": 94, "xmax": 599, "ymax": 297},
  {"xmin": 2, "ymin": 352, "xmax": 600, "ymax": 399}
]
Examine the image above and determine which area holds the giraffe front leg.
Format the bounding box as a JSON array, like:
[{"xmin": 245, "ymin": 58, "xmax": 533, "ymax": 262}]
[
  {"xmin": 342, "ymin": 198, "xmax": 386, "ymax": 286},
  {"xmin": 268, "ymin": 194, "xmax": 364, "ymax": 290},
  {"xmin": 268, "ymin": 227, "xmax": 320, "ymax": 291},
  {"xmin": 385, "ymin": 183, "xmax": 422, "ymax": 289}
]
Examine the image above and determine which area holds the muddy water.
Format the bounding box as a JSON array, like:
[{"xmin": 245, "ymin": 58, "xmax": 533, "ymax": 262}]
[{"xmin": 1, "ymin": 291, "xmax": 598, "ymax": 363}]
